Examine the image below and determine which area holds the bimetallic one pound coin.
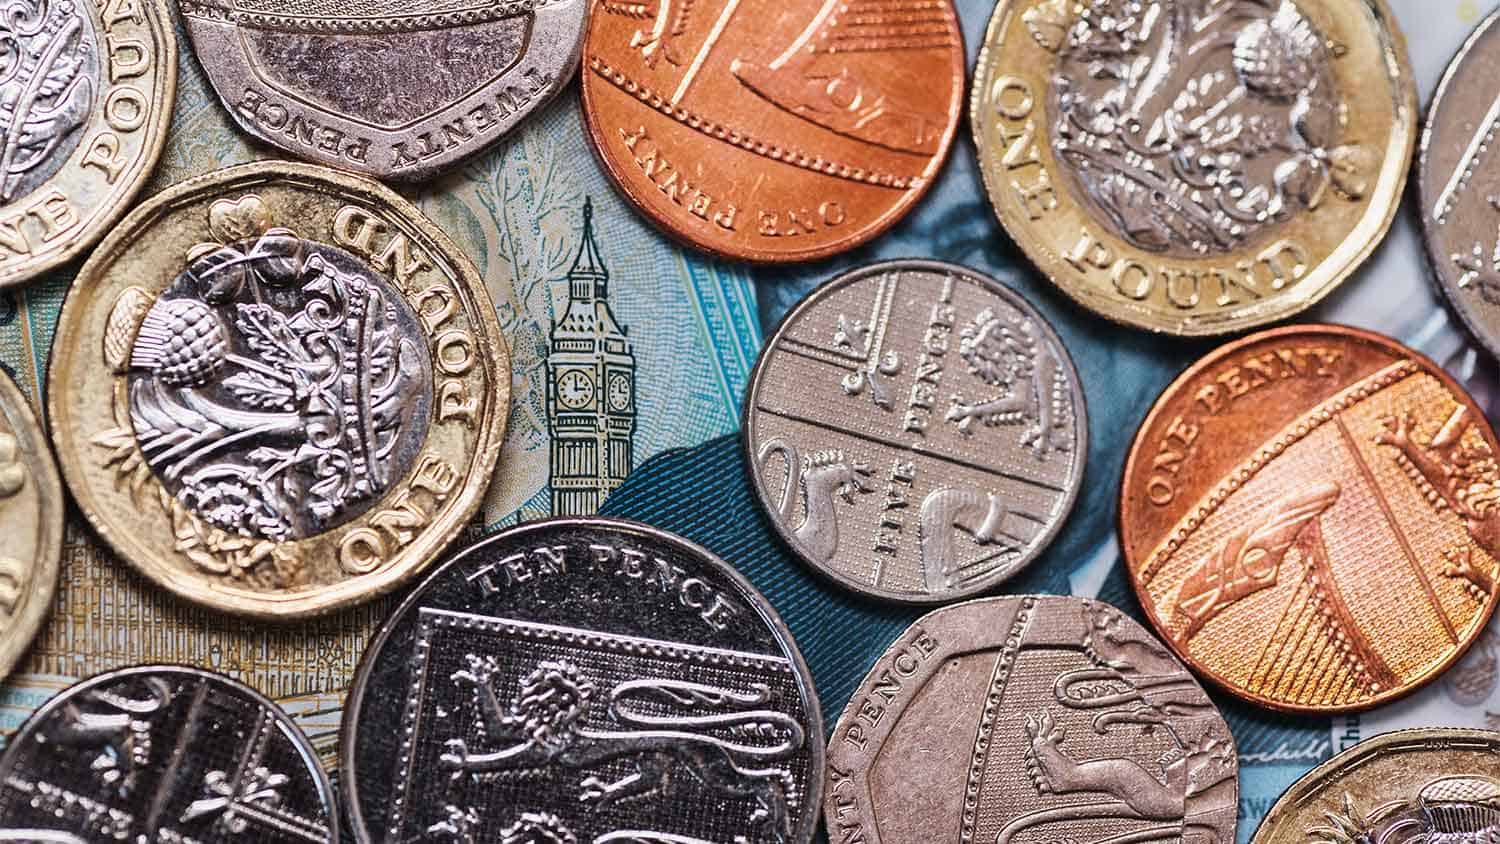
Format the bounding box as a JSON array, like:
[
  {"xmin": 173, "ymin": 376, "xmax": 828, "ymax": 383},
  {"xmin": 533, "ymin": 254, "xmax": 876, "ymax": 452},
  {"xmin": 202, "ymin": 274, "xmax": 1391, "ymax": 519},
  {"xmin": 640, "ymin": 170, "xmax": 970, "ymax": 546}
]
[
  {"xmin": 47, "ymin": 161, "xmax": 509, "ymax": 618},
  {"xmin": 1121, "ymin": 325, "xmax": 1500, "ymax": 712},
  {"xmin": 0, "ymin": 0, "xmax": 174, "ymax": 287},
  {"xmin": 744, "ymin": 260, "xmax": 1086, "ymax": 603},
  {"xmin": 343, "ymin": 517, "xmax": 823, "ymax": 844},
  {"xmin": 826, "ymin": 596, "xmax": 1238, "ymax": 844},
  {"xmin": 0, "ymin": 664, "xmax": 336, "ymax": 842},
  {"xmin": 1253, "ymin": 729, "xmax": 1500, "ymax": 844},
  {"xmin": 972, "ymin": 0, "xmax": 1416, "ymax": 335},
  {"xmin": 180, "ymin": 0, "xmax": 585, "ymax": 181},
  {"xmin": 0, "ymin": 369, "xmax": 61, "ymax": 684},
  {"xmin": 1420, "ymin": 11, "xmax": 1500, "ymax": 360},
  {"xmin": 580, "ymin": 0, "xmax": 963, "ymax": 262}
]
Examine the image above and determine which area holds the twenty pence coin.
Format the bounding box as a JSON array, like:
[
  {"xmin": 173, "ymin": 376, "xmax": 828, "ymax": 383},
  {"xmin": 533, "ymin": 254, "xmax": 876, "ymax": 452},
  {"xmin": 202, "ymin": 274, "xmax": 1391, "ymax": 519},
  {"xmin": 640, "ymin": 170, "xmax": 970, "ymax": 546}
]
[
  {"xmin": 342, "ymin": 517, "xmax": 824, "ymax": 844},
  {"xmin": 1252, "ymin": 728, "xmax": 1500, "ymax": 844},
  {"xmin": 971, "ymin": 0, "xmax": 1416, "ymax": 334},
  {"xmin": 0, "ymin": 0, "xmax": 175, "ymax": 287},
  {"xmin": 0, "ymin": 664, "xmax": 337, "ymax": 841},
  {"xmin": 825, "ymin": 595, "xmax": 1238, "ymax": 844},
  {"xmin": 1120, "ymin": 325, "xmax": 1500, "ymax": 712},
  {"xmin": 47, "ymin": 160, "xmax": 510, "ymax": 619},
  {"xmin": 0, "ymin": 368, "xmax": 62, "ymax": 684},
  {"xmin": 580, "ymin": 0, "xmax": 964, "ymax": 262},
  {"xmin": 743, "ymin": 260, "xmax": 1086, "ymax": 603}
]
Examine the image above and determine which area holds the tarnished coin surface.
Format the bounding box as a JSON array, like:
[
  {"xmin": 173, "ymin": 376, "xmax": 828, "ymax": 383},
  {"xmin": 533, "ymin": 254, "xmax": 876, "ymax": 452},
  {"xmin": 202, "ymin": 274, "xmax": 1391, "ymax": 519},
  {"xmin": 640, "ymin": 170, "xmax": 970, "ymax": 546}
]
[
  {"xmin": 743, "ymin": 260, "xmax": 1086, "ymax": 603},
  {"xmin": 971, "ymin": 0, "xmax": 1416, "ymax": 335},
  {"xmin": 1121, "ymin": 325, "xmax": 1500, "ymax": 712},
  {"xmin": 825, "ymin": 596, "xmax": 1238, "ymax": 844},
  {"xmin": 1419, "ymin": 10, "xmax": 1500, "ymax": 360},
  {"xmin": 1253, "ymin": 728, "xmax": 1500, "ymax": 844},
  {"xmin": 343, "ymin": 517, "xmax": 823, "ymax": 844},
  {"xmin": 180, "ymin": 0, "xmax": 585, "ymax": 181},
  {"xmin": 0, "ymin": 664, "xmax": 337, "ymax": 842},
  {"xmin": 47, "ymin": 161, "xmax": 509, "ymax": 619},
  {"xmin": 0, "ymin": 369, "xmax": 61, "ymax": 684},
  {"xmin": 0, "ymin": 0, "xmax": 175, "ymax": 287},
  {"xmin": 579, "ymin": 0, "xmax": 964, "ymax": 262}
]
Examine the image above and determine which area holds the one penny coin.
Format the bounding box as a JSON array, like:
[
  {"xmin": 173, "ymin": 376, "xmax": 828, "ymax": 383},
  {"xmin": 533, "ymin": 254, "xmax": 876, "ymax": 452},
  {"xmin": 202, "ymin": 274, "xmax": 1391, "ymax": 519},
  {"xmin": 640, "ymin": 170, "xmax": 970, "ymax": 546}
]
[
  {"xmin": 743, "ymin": 260, "xmax": 1086, "ymax": 603},
  {"xmin": 580, "ymin": 0, "xmax": 964, "ymax": 262},
  {"xmin": 0, "ymin": 369, "xmax": 62, "ymax": 685},
  {"xmin": 1120, "ymin": 325, "xmax": 1500, "ymax": 712},
  {"xmin": 825, "ymin": 595, "xmax": 1238, "ymax": 844},
  {"xmin": 47, "ymin": 161, "xmax": 510, "ymax": 619},
  {"xmin": 972, "ymin": 0, "xmax": 1416, "ymax": 334}
]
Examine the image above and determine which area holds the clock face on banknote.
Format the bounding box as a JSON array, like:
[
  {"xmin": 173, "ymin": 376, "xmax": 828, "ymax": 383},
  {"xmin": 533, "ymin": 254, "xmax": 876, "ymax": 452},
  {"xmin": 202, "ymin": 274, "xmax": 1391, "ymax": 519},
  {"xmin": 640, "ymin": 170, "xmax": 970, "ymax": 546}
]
[{"xmin": 45, "ymin": 161, "xmax": 511, "ymax": 618}]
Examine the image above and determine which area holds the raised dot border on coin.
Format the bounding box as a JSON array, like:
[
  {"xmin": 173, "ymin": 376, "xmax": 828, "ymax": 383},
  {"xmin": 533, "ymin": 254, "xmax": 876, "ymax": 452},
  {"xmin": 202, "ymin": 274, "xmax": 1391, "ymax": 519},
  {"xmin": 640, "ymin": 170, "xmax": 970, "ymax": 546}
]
[{"xmin": 0, "ymin": 368, "xmax": 62, "ymax": 686}]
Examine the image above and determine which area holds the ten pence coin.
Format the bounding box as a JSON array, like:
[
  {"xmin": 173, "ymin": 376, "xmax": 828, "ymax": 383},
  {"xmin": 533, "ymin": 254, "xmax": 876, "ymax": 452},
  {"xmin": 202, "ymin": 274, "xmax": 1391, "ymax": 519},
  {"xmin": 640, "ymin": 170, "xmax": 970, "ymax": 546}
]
[
  {"xmin": 0, "ymin": 368, "xmax": 62, "ymax": 685},
  {"xmin": 342, "ymin": 517, "xmax": 824, "ymax": 844},
  {"xmin": 971, "ymin": 0, "xmax": 1417, "ymax": 335},
  {"xmin": 0, "ymin": 664, "xmax": 337, "ymax": 841},
  {"xmin": 47, "ymin": 161, "xmax": 510, "ymax": 619},
  {"xmin": 579, "ymin": 0, "xmax": 964, "ymax": 262},
  {"xmin": 825, "ymin": 595, "xmax": 1238, "ymax": 844},
  {"xmin": 743, "ymin": 260, "xmax": 1086, "ymax": 603},
  {"xmin": 1120, "ymin": 325, "xmax": 1500, "ymax": 712},
  {"xmin": 0, "ymin": 0, "xmax": 175, "ymax": 287},
  {"xmin": 1252, "ymin": 729, "xmax": 1500, "ymax": 844},
  {"xmin": 179, "ymin": 0, "xmax": 585, "ymax": 181}
]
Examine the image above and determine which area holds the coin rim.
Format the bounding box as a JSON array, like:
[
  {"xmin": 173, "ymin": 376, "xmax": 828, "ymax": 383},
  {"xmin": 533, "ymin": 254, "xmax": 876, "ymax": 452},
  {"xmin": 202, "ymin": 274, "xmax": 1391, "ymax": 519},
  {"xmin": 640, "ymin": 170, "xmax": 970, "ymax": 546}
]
[
  {"xmin": 338, "ymin": 515, "xmax": 826, "ymax": 844},
  {"xmin": 740, "ymin": 257, "xmax": 1089, "ymax": 604},
  {"xmin": 0, "ymin": 0, "xmax": 177, "ymax": 288},
  {"xmin": 1117, "ymin": 322, "xmax": 1500, "ymax": 713},
  {"xmin": 0, "ymin": 662, "xmax": 340, "ymax": 841},
  {"xmin": 0, "ymin": 369, "xmax": 62, "ymax": 685},
  {"xmin": 44, "ymin": 159, "xmax": 511, "ymax": 619},
  {"xmin": 577, "ymin": 3, "xmax": 967, "ymax": 263},
  {"xmin": 968, "ymin": 0, "xmax": 1418, "ymax": 336}
]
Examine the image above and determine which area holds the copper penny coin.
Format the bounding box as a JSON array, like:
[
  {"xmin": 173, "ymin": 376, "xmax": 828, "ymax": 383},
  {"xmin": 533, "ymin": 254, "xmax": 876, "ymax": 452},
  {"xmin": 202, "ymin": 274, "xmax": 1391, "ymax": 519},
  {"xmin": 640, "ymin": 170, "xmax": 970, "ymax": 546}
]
[
  {"xmin": 825, "ymin": 595, "xmax": 1238, "ymax": 844},
  {"xmin": 1253, "ymin": 728, "xmax": 1500, "ymax": 844},
  {"xmin": 579, "ymin": 0, "xmax": 964, "ymax": 262},
  {"xmin": 1419, "ymin": 10, "xmax": 1500, "ymax": 359},
  {"xmin": 1120, "ymin": 324, "xmax": 1500, "ymax": 713}
]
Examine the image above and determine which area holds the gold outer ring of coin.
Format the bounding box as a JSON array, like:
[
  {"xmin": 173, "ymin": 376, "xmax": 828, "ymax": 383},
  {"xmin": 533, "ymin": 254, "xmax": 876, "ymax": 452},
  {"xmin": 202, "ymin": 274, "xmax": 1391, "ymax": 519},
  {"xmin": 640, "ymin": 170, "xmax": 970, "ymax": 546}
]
[
  {"xmin": 970, "ymin": 0, "xmax": 1416, "ymax": 335},
  {"xmin": 0, "ymin": 0, "xmax": 175, "ymax": 288},
  {"xmin": 46, "ymin": 160, "xmax": 510, "ymax": 619},
  {"xmin": 1251, "ymin": 728, "xmax": 1500, "ymax": 844},
  {"xmin": 0, "ymin": 370, "xmax": 62, "ymax": 684}
]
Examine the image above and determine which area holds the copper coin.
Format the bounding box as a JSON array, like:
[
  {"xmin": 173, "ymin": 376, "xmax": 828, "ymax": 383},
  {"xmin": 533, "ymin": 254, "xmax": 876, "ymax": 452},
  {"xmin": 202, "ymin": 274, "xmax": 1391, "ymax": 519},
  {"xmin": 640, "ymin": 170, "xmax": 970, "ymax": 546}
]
[
  {"xmin": 579, "ymin": 0, "xmax": 964, "ymax": 262},
  {"xmin": 1120, "ymin": 324, "xmax": 1500, "ymax": 713},
  {"xmin": 825, "ymin": 595, "xmax": 1238, "ymax": 844}
]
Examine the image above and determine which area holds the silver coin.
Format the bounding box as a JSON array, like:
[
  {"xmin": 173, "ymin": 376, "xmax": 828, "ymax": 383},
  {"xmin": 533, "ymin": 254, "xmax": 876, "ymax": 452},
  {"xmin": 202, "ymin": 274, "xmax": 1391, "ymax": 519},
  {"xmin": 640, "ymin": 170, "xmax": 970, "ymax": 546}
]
[
  {"xmin": 1419, "ymin": 9, "xmax": 1500, "ymax": 358},
  {"xmin": 341, "ymin": 516, "xmax": 824, "ymax": 844},
  {"xmin": 178, "ymin": 0, "xmax": 585, "ymax": 181},
  {"xmin": 0, "ymin": 664, "xmax": 337, "ymax": 842},
  {"xmin": 826, "ymin": 596, "xmax": 1238, "ymax": 844},
  {"xmin": 742, "ymin": 259, "xmax": 1087, "ymax": 604}
]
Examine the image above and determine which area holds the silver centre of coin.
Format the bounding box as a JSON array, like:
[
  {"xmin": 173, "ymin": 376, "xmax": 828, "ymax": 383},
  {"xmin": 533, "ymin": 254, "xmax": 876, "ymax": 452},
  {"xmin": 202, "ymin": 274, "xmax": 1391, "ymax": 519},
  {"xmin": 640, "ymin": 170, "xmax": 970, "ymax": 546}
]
[
  {"xmin": 0, "ymin": 664, "xmax": 337, "ymax": 842},
  {"xmin": 743, "ymin": 259, "xmax": 1086, "ymax": 603},
  {"xmin": 1048, "ymin": 0, "xmax": 1351, "ymax": 256},
  {"xmin": 0, "ymin": 0, "xmax": 99, "ymax": 204},
  {"xmin": 121, "ymin": 204, "xmax": 433, "ymax": 542}
]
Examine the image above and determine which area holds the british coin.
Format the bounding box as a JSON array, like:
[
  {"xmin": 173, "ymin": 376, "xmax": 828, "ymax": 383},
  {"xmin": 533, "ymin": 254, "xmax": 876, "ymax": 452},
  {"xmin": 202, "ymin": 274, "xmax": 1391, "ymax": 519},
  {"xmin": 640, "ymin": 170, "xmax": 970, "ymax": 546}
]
[
  {"xmin": 742, "ymin": 260, "xmax": 1086, "ymax": 603},
  {"xmin": 179, "ymin": 0, "xmax": 585, "ymax": 182},
  {"xmin": 342, "ymin": 517, "xmax": 824, "ymax": 844},
  {"xmin": 0, "ymin": 0, "xmax": 175, "ymax": 287},
  {"xmin": 971, "ymin": 0, "xmax": 1417, "ymax": 335},
  {"xmin": 46, "ymin": 160, "xmax": 510, "ymax": 619},
  {"xmin": 0, "ymin": 664, "xmax": 337, "ymax": 842},
  {"xmin": 1120, "ymin": 324, "xmax": 1500, "ymax": 712},
  {"xmin": 578, "ymin": 0, "xmax": 964, "ymax": 262},
  {"xmin": 1252, "ymin": 728, "xmax": 1500, "ymax": 844},
  {"xmin": 1419, "ymin": 10, "xmax": 1500, "ymax": 360},
  {"xmin": 825, "ymin": 595, "xmax": 1238, "ymax": 844},
  {"xmin": 0, "ymin": 369, "xmax": 61, "ymax": 684}
]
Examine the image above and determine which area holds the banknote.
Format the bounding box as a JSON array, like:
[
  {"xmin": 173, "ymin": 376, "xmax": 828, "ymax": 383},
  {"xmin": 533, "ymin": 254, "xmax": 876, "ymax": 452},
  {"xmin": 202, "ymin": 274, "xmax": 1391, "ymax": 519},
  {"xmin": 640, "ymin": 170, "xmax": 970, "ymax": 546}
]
[{"xmin": 0, "ymin": 23, "xmax": 762, "ymax": 766}]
